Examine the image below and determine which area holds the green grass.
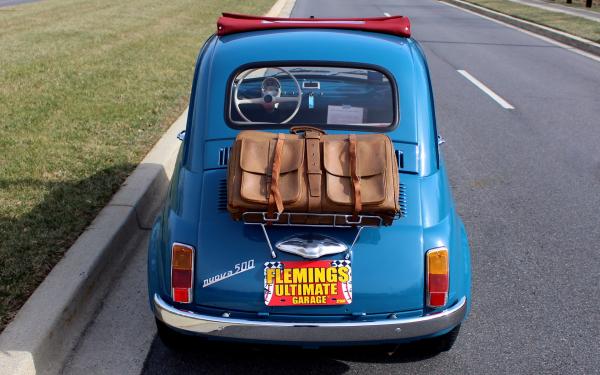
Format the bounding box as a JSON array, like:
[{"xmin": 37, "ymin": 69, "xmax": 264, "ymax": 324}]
[
  {"xmin": 547, "ymin": 0, "xmax": 600, "ymax": 12},
  {"xmin": 0, "ymin": 0, "xmax": 274, "ymax": 332},
  {"xmin": 460, "ymin": 0, "xmax": 600, "ymax": 42}
]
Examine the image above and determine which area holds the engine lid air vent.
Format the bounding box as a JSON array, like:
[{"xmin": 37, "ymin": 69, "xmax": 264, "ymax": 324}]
[
  {"xmin": 218, "ymin": 147, "xmax": 231, "ymax": 166},
  {"xmin": 398, "ymin": 183, "xmax": 407, "ymax": 217},
  {"xmin": 217, "ymin": 179, "xmax": 227, "ymax": 211},
  {"xmin": 395, "ymin": 149, "xmax": 404, "ymax": 169}
]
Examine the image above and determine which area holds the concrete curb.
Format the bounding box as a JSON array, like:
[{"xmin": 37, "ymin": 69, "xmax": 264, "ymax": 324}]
[
  {"xmin": 442, "ymin": 0, "xmax": 600, "ymax": 57},
  {"xmin": 266, "ymin": 0, "xmax": 296, "ymax": 17},
  {"xmin": 0, "ymin": 110, "xmax": 186, "ymax": 375},
  {"xmin": 0, "ymin": 0, "xmax": 296, "ymax": 373}
]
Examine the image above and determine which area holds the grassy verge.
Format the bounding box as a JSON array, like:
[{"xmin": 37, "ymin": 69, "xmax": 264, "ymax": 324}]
[
  {"xmin": 546, "ymin": 0, "xmax": 599, "ymax": 12},
  {"xmin": 0, "ymin": 0, "xmax": 274, "ymax": 332},
  {"xmin": 459, "ymin": 0, "xmax": 600, "ymax": 42}
]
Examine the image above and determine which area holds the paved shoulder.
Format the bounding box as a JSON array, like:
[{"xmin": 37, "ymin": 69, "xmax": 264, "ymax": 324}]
[{"xmin": 62, "ymin": 233, "xmax": 156, "ymax": 375}]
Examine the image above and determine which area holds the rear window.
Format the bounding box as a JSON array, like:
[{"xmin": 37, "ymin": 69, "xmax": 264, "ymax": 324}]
[{"xmin": 227, "ymin": 65, "xmax": 397, "ymax": 129}]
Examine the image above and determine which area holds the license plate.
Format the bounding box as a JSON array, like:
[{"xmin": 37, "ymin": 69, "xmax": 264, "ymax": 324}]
[{"xmin": 264, "ymin": 260, "xmax": 352, "ymax": 306}]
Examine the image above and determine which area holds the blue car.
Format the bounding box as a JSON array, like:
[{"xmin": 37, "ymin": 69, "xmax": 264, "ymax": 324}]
[{"xmin": 148, "ymin": 14, "xmax": 471, "ymax": 352}]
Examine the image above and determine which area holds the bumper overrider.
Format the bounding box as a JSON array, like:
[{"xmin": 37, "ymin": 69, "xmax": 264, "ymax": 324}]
[{"xmin": 153, "ymin": 294, "xmax": 467, "ymax": 343}]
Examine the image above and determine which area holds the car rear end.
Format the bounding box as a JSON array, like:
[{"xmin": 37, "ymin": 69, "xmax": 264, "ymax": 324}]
[{"xmin": 148, "ymin": 14, "xmax": 470, "ymax": 347}]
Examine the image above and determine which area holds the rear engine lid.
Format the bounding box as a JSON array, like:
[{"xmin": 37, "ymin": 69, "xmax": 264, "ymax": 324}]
[{"xmin": 193, "ymin": 170, "xmax": 424, "ymax": 316}]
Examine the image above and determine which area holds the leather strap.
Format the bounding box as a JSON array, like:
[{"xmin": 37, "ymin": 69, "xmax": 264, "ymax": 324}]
[
  {"xmin": 267, "ymin": 133, "xmax": 285, "ymax": 218},
  {"xmin": 305, "ymin": 131, "xmax": 322, "ymax": 198},
  {"xmin": 305, "ymin": 130, "xmax": 322, "ymax": 221},
  {"xmin": 348, "ymin": 134, "xmax": 362, "ymax": 217}
]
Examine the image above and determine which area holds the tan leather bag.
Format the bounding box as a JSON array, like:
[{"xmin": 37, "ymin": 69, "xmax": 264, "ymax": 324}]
[{"xmin": 227, "ymin": 127, "xmax": 399, "ymax": 225}]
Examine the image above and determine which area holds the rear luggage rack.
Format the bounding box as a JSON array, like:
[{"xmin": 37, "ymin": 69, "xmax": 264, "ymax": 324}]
[
  {"xmin": 241, "ymin": 212, "xmax": 384, "ymax": 227},
  {"xmin": 241, "ymin": 212, "xmax": 390, "ymax": 259}
]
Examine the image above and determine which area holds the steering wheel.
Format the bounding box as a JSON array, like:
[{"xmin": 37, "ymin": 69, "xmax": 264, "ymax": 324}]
[{"xmin": 234, "ymin": 67, "xmax": 303, "ymax": 124}]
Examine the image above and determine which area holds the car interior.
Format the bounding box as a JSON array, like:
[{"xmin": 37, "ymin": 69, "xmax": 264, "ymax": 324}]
[{"xmin": 229, "ymin": 66, "xmax": 396, "ymax": 127}]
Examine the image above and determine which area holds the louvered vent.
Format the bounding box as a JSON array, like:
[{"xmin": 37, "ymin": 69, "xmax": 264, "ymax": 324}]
[
  {"xmin": 395, "ymin": 149, "xmax": 404, "ymax": 169},
  {"xmin": 217, "ymin": 179, "xmax": 227, "ymax": 211},
  {"xmin": 218, "ymin": 147, "xmax": 231, "ymax": 166},
  {"xmin": 398, "ymin": 183, "xmax": 407, "ymax": 217}
]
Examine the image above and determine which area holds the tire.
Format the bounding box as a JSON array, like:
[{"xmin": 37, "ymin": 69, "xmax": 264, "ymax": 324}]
[
  {"xmin": 425, "ymin": 324, "xmax": 461, "ymax": 353},
  {"xmin": 155, "ymin": 318, "xmax": 192, "ymax": 350}
]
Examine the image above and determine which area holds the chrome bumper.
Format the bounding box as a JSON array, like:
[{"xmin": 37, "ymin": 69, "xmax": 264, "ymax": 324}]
[{"xmin": 153, "ymin": 294, "xmax": 467, "ymax": 343}]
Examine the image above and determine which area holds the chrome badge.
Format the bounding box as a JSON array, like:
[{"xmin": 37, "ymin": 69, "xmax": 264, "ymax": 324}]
[{"xmin": 275, "ymin": 234, "xmax": 348, "ymax": 259}]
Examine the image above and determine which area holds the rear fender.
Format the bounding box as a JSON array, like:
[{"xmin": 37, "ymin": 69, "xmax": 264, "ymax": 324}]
[
  {"xmin": 149, "ymin": 149, "xmax": 203, "ymax": 305},
  {"xmin": 420, "ymin": 159, "xmax": 471, "ymax": 313}
]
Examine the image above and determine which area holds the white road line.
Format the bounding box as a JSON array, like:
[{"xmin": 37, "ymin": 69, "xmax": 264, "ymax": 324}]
[
  {"xmin": 384, "ymin": 12, "xmax": 391, "ymax": 17},
  {"xmin": 439, "ymin": 1, "xmax": 600, "ymax": 64},
  {"xmin": 457, "ymin": 70, "xmax": 515, "ymax": 109}
]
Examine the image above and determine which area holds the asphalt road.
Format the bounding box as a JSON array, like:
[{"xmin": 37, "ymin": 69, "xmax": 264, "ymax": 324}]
[{"xmin": 63, "ymin": 0, "xmax": 600, "ymax": 374}]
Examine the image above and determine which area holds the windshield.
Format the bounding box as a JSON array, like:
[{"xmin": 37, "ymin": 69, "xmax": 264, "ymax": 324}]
[{"xmin": 228, "ymin": 65, "xmax": 397, "ymax": 129}]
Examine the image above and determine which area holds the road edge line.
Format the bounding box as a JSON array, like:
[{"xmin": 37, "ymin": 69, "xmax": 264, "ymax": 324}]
[{"xmin": 440, "ymin": 0, "xmax": 600, "ymax": 59}]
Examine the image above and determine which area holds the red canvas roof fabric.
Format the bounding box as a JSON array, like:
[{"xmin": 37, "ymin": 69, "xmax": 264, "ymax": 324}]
[{"xmin": 217, "ymin": 13, "xmax": 411, "ymax": 38}]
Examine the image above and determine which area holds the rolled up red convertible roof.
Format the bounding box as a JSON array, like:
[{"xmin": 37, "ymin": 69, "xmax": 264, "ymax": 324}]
[{"xmin": 217, "ymin": 13, "xmax": 411, "ymax": 38}]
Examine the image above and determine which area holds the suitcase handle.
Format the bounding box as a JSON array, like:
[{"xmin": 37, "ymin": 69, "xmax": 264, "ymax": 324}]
[{"xmin": 289, "ymin": 126, "xmax": 327, "ymax": 135}]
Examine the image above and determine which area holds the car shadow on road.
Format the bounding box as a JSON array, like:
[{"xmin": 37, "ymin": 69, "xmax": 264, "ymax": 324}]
[{"xmin": 141, "ymin": 336, "xmax": 442, "ymax": 374}]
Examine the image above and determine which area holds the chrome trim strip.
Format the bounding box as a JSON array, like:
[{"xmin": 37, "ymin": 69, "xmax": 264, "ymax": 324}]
[{"xmin": 154, "ymin": 294, "xmax": 467, "ymax": 343}]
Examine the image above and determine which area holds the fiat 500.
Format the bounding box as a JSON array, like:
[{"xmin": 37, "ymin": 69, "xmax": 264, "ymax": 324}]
[{"xmin": 148, "ymin": 14, "xmax": 471, "ymax": 352}]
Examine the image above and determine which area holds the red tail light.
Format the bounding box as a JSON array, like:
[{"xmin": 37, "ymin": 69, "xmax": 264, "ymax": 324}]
[
  {"xmin": 171, "ymin": 243, "xmax": 194, "ymax": 303},
  {"xmin": 426, "ymin": 247, "xmax": 448, "ymax": 308}
]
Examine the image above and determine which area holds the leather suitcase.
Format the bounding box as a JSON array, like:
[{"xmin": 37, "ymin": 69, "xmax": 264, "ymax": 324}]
[{"xmin": 227, "ymin": 127, "xmax": 399, "ymax": 225}]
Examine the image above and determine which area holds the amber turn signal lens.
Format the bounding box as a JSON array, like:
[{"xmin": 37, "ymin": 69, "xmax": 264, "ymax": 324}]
[
  {"xmin": 427, "ymin": 248, "xmax": 448, "ymax": 275},
  {"xmin": 172, "ymin": 244, "xmax": 193, "ymax": 269},
  {"xmin": 426, "ymin": 247, "xmax": 448, "ymax": 308}
]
